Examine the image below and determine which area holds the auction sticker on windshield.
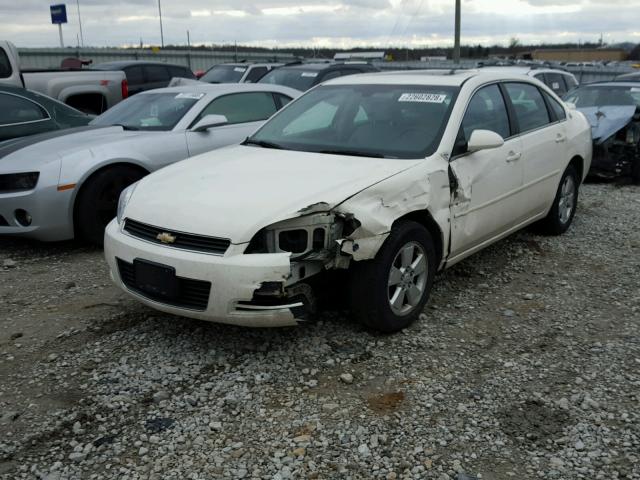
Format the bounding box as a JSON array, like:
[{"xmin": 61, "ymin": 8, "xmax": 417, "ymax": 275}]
[
  {"xmin": 398, "ymin": 93, "xmax": 447, "ymax": 103},
  {"xmin": 301, "ymin": 72, "xmax": 318, "ymax": 77}
]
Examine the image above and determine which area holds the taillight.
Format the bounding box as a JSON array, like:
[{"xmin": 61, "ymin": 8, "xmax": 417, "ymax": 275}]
[{"xmin": 121, "ymin": 79, "xmax": 129, "ymax": 99}]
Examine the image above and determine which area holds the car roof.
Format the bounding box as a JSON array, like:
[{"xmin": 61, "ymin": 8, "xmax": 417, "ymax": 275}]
[
  {"xmin": 93, "ymin": 61, "xmax": 189, "ymax": 69},
  {"xmin": 580, "ymin": 81, "xmax": 640, "ymax": 87},
  {"xmin": 279, "ymin": 62, "xmax": 374, "ymax": 71},
  {"xmin": 325, "ymin": 69, "xmax": 507, "ymax": 87},
  {"xmin": 210, "ymin": 63, "xmax": 283, "ymax": 68},
  {"xmin": 480, "ymin": 66, "xmax": 571, "ymax": 75},
  {"xmin": 138, "ymin": 82, "xmax": 299, "ymax": 96}
]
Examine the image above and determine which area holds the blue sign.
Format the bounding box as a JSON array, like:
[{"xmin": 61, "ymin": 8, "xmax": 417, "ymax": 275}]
[{"xmin": 50, "ymin": 4, "xmax": 67, "ymax": 24}]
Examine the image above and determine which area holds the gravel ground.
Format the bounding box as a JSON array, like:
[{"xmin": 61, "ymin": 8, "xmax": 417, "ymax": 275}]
[{"xmin": 0, "ymin": 182, "xmax": 639, "ymax": 480}]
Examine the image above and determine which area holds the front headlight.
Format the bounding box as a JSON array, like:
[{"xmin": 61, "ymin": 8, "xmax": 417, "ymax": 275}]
[
  {"xmin": 116, "ymin": 181, "xmax": 138, "ymax": 225},
  {"xmin": 245, "ymin": 213, "xmax": 342, "ymax": 258},
  {"xmin": 0, "ymin": 172, "xmax": 40, "ymax": 193}
]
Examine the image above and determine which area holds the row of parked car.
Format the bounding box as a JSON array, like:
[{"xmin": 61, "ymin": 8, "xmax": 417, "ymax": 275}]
[{"xmin": 1, "ymin": 52, "xmax": 639, "ymax": 332}]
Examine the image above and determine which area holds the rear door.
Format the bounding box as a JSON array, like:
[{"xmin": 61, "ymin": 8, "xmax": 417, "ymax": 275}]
[
  {"xmin": 185, "ymin": 91, "xmax": 279, "ymax": 156},
  {"xmin": 503, "ymin": 82, "xmax": 568, "ymax": 219},
  {"xmin": 449, "ymin": 83, "xmax": 525, "ymax": 261}
]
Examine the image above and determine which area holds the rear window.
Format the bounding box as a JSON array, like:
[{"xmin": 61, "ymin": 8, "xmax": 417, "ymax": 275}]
[
  {"xmin": 0, "ymin": 93, "xmax": 48, "ymax": 126},
  {"xmin": 0, "ymin": 48, "xmax": 12, "ymax": 78},
  {"xmin": 259, "ymin": 68, "xmax": 320, "ymax": 91},
  {"xmin": 200, "ymin": 65, "xmax": 247, "ymax": 83}
]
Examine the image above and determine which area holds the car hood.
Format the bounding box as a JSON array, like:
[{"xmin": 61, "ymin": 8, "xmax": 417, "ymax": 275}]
[
  {"xmin": 0, "ymin": 126, "xmax": 153, "ymax": 171},
  {"xmin": 125, "ymin": 145, "xmax": 423, "ymax": 243},
  {"xmin": 579, "ymin": 106, "xmax": 637, "ymax": 144}
]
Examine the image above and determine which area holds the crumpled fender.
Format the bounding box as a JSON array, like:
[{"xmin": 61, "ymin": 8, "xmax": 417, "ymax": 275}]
[{"xmin": 333, "ymin": 160, "xmax": 451, "ymax": 262}]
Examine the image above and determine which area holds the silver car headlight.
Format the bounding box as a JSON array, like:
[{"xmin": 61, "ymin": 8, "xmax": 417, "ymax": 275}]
[
  {"xmin": 116, "ymin": 181, "xmax": 138, "ymax": 225},
  {"xmin": 245, "ymin": 213, "xmax": 343, "ymax": 259}
]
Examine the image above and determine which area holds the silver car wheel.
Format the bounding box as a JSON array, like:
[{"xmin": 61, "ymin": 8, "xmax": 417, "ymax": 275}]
[
  {"xmin": 387, "ymin": 241, "xmax": 428, "ymax": 316},
  {"xmin": 558, "ymin": 175, "xmax": 576, "ymax": 225}
]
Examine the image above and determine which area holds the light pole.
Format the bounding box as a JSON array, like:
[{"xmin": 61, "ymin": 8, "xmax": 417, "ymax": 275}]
[
  {"xmin": 76, "ymin": 0, "xmax": 84, "ymax": 47},
  {"xmin": 158, "ymin": 0, "xmax": 164, "ymax": 48},
  {"xmin": 453, "ymin": 0, "xmax": 461, "ymax": 64}
]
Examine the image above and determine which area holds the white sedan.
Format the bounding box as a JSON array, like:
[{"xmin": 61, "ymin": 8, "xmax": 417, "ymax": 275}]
[
  {"xmin": 0, "ymin": 83, "xmax": 299, "ymax": 243},
  {"xmin": 106, "ymin": 70, "xmax": 591, "ymax": 332}
]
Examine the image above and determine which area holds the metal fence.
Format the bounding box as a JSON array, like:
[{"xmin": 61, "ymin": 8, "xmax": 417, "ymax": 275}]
[
  {"xmin": 17, "ymin": 47, "xmax": 297, "ymax": 71},
  {"xmin": 17, "ymin": 49, "xmax": 636, "ymax": 83}
]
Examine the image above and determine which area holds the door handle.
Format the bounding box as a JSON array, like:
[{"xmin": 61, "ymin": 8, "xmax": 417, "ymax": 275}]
[
  {"xmin": 555, "ymin": 134, "xmax": 567, "ymax": 143},
  {"xmin": 506, "ymin": 151, "xmax": 521, "ymax": 163}
]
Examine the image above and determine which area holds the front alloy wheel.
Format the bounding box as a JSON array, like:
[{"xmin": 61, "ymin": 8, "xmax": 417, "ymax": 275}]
[
  {"xmin": 349, "ymin": 220, "xmax": 436, "ymax": 333},
  {"xmin": 387, "ymin": 241, "xmax": 429, "ymax": 316}
]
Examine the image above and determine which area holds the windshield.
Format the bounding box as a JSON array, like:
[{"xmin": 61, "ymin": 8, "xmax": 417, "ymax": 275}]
[
  {"xmin": 258, "ymin": 68, "xmax": 319, "ymax": 91},
  {"xmin": 249, "ymin": 84, "xmax": 459, "ymax": 159},
  {"xmin": 200, "ymin": 65, "xmax": 247, "ymax": 83},
  {"xmin": 563, "ymin": 86, "xmax": 640, "ymax": 108},
  {"xmin": 91, "ymin": 92, "xmax": 201, "ymax": 131}
]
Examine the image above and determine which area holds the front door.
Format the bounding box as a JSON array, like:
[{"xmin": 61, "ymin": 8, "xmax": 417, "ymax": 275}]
[{"xmin": 448, "ymin": 83, "xmax": 526, "ymax": 263}]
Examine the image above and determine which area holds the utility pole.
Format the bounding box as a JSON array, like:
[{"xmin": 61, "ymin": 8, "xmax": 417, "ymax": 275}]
[
  {"xmin": 158, "ymin": 0, "xmax": 164, "ymax": 48},
  {"xmin": 453, "ymin": 0, "xmax": 461, "ymax": 64},
  {"xmin": 76, "ymin": 0, "xmax": 84, "ymax": 47}
]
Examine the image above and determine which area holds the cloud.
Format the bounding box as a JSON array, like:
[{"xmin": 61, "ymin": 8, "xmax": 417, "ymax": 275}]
[{"xmin": 0, "ymin": 0, "xmax": 638, "ymax": 48}]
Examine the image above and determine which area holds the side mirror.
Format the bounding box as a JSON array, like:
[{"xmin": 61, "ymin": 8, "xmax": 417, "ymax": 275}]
[
  {"xmin": 190, "ymin": 114, "xmax": 228, "ymax": 132},
  {"xmin": 467, "ymin": 129, "xmax": 504, "ymax": 153}
]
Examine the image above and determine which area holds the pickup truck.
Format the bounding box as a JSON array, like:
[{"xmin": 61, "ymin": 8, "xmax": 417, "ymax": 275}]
[{"xmin": 0, "ymin": 41, "xmax": 127, "ymax": 114}]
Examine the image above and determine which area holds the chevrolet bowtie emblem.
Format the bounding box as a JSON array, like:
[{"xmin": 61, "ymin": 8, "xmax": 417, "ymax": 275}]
[{"xmin": 156, "ymin": 232, "xmax": 177, "ymax": 244}]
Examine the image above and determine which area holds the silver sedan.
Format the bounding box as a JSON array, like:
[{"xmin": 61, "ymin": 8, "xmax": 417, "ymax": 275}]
[{"xmin": 0, "ymin": 83, "xmax": 299, "ymax": 243}]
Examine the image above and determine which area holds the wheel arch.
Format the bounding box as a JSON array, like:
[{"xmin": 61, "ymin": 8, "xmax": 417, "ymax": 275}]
[
  {"xmin": 71, "ymin": 161, "xmax": 149, "ymax": 235},
  {"xmin": 392, "ymin": 209, "xmax": 445, "ymax": 270},
  {"xmin": 568, "ymin": 155, "xmax": 585, "ymax": 183}
]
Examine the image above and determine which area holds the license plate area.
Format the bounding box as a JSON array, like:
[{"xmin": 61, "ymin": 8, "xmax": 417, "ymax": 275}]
[{"xmin": 134, "ymin": 259, "xmax": 179, "ymax": 300}]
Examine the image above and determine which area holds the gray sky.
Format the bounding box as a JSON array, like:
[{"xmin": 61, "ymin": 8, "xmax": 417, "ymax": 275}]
[{"xmin": 2, "ymin": 0, "xmax": 639, "ymax": 49}]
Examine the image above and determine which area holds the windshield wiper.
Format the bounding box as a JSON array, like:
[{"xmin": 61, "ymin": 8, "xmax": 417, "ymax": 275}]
[
  {"xmin": 318, "ymin": 149, "xmax": 385, "ymax": 158},
  {"xmin": 242, "ymin": 138, "xmax": 285, "ymax": 150}
]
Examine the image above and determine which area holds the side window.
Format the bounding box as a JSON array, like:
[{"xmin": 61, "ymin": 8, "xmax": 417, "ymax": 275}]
[
  {"xmin": 563, "ymin": 74, "xmax": 578, "ymax": 91},
  {"xmin": 504, "ymin": 83, "xmax": 551, "ymax": 133},
  {"xmin": 545, "ymin": 73, "xmax": 568, "ymax": 95},
  {"xmin": 0, "ymin": 48, "xmax": 12, "ymax": 78},
  {"xmin": 125, "ymin": 66, "xmax": 144, "ymax": 85},
  {"xmin": 244, "ymin": 67, "xmax": 268, "ymax": 83},
  {"xmin": 0, "ymin": 94, "xmax": 48, "ymax": 126},
  {"xmin": 273, "ymin": 93, "xmax": 292, "ymax": 109},
  {"xmin": 144, "ymin": 65, "xmax": 170, "ymax": 83},
  {"xmin": 460, "ymin": 84, "xmax": 511, "ymax": 142},
  {"xmin": 196, "ymin": 92, "xmax": 277, "ymax": 125},
  {"xmin": 543, "ymin": 91, "xmax": 567, "ymax": 121}
]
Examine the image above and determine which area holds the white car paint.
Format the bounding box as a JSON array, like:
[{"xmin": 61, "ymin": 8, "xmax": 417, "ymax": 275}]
[
  {"xmin": 0, "ymin": 83, "xmax": 299, "ymax": 241},
  {"xmin": 105, "ymin": 70, "xmax": 592, "ymax": 328}
]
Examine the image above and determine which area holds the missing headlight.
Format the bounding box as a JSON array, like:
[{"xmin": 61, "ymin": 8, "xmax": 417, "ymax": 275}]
[{"xmin": 279, "ymin": 229, "xmax": 308, "ymax": 253}]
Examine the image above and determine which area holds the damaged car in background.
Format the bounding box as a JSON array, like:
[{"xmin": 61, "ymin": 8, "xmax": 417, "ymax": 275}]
[
  {"xmin": 106, "ymin": 71, "xmax": 591, "ymax": 333},
  {"xmin": 564, "ymin": 81, "xmax": 640, "ymax": 183}
]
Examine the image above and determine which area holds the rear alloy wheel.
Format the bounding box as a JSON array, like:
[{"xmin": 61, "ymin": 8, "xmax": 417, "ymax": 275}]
[
  {"xmin": 540, "ymin": 164, "xmax": 579, "ymax": 235},
  {"xmin": 75, "ymin": 166, "xmax": 145, "ymax": 245},
  {"xmin": 349, "ymin": 220, "xmax": 436, "ymax": 333}
]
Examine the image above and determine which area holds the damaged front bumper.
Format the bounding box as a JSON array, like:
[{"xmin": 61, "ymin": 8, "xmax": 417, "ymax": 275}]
[
  {"xmin": 104, "ymin": 219, "xmax": 312, "ymax": 327},
  {"xmin": 591, "ymin": 137, "xmax": 640, "ymax": 178}
]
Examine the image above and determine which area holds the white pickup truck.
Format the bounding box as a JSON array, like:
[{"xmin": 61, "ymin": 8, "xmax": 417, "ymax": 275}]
[{"xmin": 0, "ymin": 41, "xmax": 128, "ymax": 114}]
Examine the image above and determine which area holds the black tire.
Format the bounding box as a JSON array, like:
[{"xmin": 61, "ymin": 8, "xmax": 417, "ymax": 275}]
[
  {"xmin": 348, "ymin": 220, "xmax": 436, "ymax": 333},
  {"xmin": 540, "ymin": 164, "xmax": 580, "ymax": 236},
  {"xmin": 75, "ymin": 166, "xmax": 145, "ymax": 245}
]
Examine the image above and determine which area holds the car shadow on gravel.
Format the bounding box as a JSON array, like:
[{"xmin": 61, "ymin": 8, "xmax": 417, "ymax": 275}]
[{"xmin": 0, "ymin": 237, "xmax": 99, "ymax": 259}]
